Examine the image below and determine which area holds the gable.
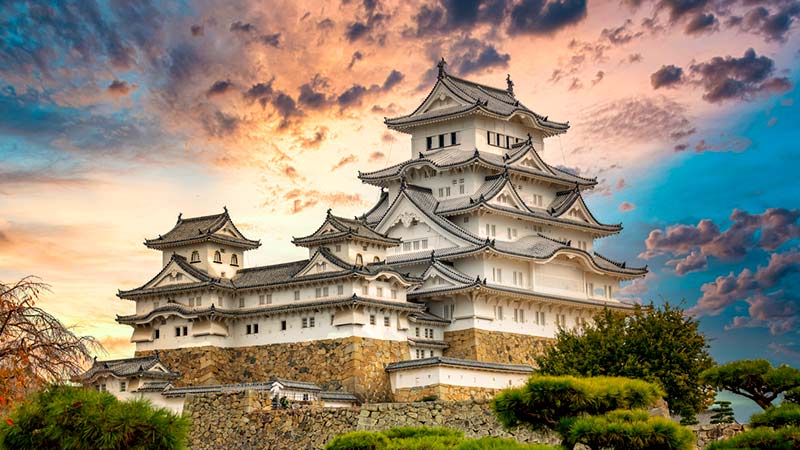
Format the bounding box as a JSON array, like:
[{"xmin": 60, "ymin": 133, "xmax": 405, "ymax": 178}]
[
  {"xmin": 212, "ymin": 219, "xmax": 247, "ymax": 240},
  {"xmin": 146, "ymin": 260, "xmax": 203, "ymax": 289},
  {"xmin": 376, "ymin": 197, "xmax": 466, "ymax": 248},
  {"xmin": 293, "ymin": 251, "xmax": 349, "ymax": 278},
  {"xmin": 417, "ymin": 83, "xmax": 470, "ymax": 115},
  {"xmin": 555, "ymin": 196, "xmax": 595, "ymax": 224},
  {"xmin": 487, "ymin": 185, "xmax": 527, "ymax": 211}
]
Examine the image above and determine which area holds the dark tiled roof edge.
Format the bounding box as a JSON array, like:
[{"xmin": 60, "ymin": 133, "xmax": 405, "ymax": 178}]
[{"xmin": 385, "ymin": 356, "xmax": 534, "ymax": 373}]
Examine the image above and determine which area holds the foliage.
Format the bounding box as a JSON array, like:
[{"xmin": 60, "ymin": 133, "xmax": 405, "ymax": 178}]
[
  {"xmin": 700, "ymin": 359, "xmax": 800, "ymax": 409},
  {"xmin": 709, "ymin": 401, "xmax": 736, "ymax": 425},
  {"xmin": 536, "ymin": 302, "xmax": 714, "ymax": 418},
  {"xmin": 0, "ymin": 385, "xmax": 189, "ymax": 449},
  {"xmin": 0, "ymin": 277, "xmax": 101, "ymax": 406},
  {"xmin": 750, "ymin": 402, "xmax": 800, "ymax": 429},
  {"xmin": 566, "ymin": 410, "xmax": 695, "ymax": 450},
  {"xmin": 325, "ymin": 427, "xmax": 561, "ymax": 450},
  {"xmin": 704, "ymin": 426, "xmax": 800, "ymax": 450},
  {"xmin": 492, "ymin": 375, "xmax": 664, "ymax": 433},
  {"xmin": 491, "ymin": 375, "xmax": 681, "ymax": 449},
  {"xmin": 785, "ymin": 386, "xmax": 800, "ymax": 404}
]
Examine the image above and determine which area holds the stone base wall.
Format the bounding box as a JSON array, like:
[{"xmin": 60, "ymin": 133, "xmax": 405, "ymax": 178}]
[
  {"xmin": 444, "ymin": 328, "xmax": 554, "ymax": 365},
  {"xmin": 392, "ymin": 384, "xmax": 504, "ymax": 402},
  {"xmin": 136, "ymin": 337, "xmax": 409, "ymax": 401}
]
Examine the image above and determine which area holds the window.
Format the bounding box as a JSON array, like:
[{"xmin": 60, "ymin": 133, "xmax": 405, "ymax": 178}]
[
  {"xmin": 175, "ymin": 327, "xmax": 181, "ymax": 337},
  {"xmin": 176, "ymin": 273, "xmax": 183, "ymax": 281},
  {"xmin": 246, "ymin": 323, "xmax": 259, "ymax": 334},
  {"xmin": 495, "ymin": 305, "xmax": 504, "ymax": 320},
  {"xmin": 415, "ymin": 349, "xmax": 424, "ymax": 359},
  {"xmin": 337, "ymin": 285, "xmax": 344, "ymax": 295},
  {"xmin": 383, "ymin": 316, "xmax": 390, "ymax": 327},
  {"xmin": 230, "ymin": 254, "xmax": 239, "ymax": 266},
  {"xmin": 444, "ymin": 304, "xmax": 455, "ymax": 319},
  {"xmin": 426, "ymin": 136, "xmax": 433, "ymax": 150},
  {"xmin": 154, "ymin": 301, "xmax": 159, "ymax": 309},
  {"xmin": 376, "ymin": 287, "xmax": 383, "ymax": 297},
  {"xmin": 373, "ymin": 256, "xmax": 380, "ymax": 263},
  {"xmin": 586, "ymin": 283, "xmax": 594, "ymax": 297},
  {"xmin": 259, "ymin": 294, "xmax": 272, "ymax": 305},
  {"xmin": 413, "ymin": 241, "xmax": 420, "ymax": 250},
  {"xmin": 195, "ymin": 296, "xmax": 201, "ymax": 307},
  {"xmin": 513, "ymin": 271, "xmax": 524, "ymax": 286},
  {"xmin": 605, "ymin": 285, "xmax": 613, "ymax": 299},
  {"xmin": 362, "ymin": 285, "xmax": 369, "ymax": 295},
  {"xmin": 424, "ymin": 328, "xmax": 434, "ymax": 339},
  {"xmin": 464, "ymin": 216, "xmax": 469, "ymax": 223},
  {"xmin": 335, "ymin": 244, "xmax": 342, "ymax": 252},
  {"xmin": 492, "ymin": 268, "xmax": 502, "ymax": 283},
  {"xmin": 175, "ymin": 326, "xmax": 188, "ymax": 337},
  {"xmin": 120, "ymin": 381, "xmax": 126, "ymax": 392},
  {"xmin": 315, "ymin": 287, "xmax": 323, "ymax": 298},
  {"xmin": 190, "ymin": 251, "xmax": 200, "ymax": 263},
  {"xmin": 514, "ymin": 308, "xmax": 525, "ymax": 323},
  {"xmin": 213, "ymin": 251, "xmax": 222, "ymax": 263},
  {"xmin": 403, "ymin": 242, "xmax": 411, "ymax": 251},
  {"xmin": 280, "ymin": 320, "xmax": 287, "ymax": 331},
  {"xmin": 458, "ymin": 178, "xmax": 465, "ymax": 194},
  {"xmin": 302, "ymin": 393, "xmax": 309, "ymax": 401},
  {"xmin": 294, "ymin": 290, "xmax": 300, "ymax": 301},
  {"xmin": 369, "ymin": 315, "xmax": 376, "ymax": 325},
  {"xmin": 421, "ymin": 239, "xmax": 428, "ymax": 249},
  {"xmin": 576, "ymin": 241, "xmax": 588, "ymax": 251},
  {"xmin": 154, "ymin": 329, "xmax": 160, "ymax": 340},
  {"xmin": 391, "ymin": 289, "xmax": 397, "ymax": 299},
  {"xmin": 355, "ymin": 254, "xmax": 363, "ymax": 266},
  {"xmin": 438, "ymin": 134, "xmax": 444, "ymax": 148},
  {"xmin": 183, "ymin": 326, "xmax": 188, "ymax": 336},
  {"xmin": 532, "ymin": 194, "xmax": 543, "ymax": 207},
  {"xmin": 239, "ymin": 298, "xmax": 245, "ymax": 308},
  {"xmin": 330, "ymin": 314, "xmax": 335, "ymax": 325},
  {"xmin": 450, "ymin": 132, "xmax": 458, "ymax": 146}
]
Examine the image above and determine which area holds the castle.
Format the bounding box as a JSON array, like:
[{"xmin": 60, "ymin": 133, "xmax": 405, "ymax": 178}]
[{"xmin": 80, "ymin": 59, "xmax": 646, "ymax": 411}]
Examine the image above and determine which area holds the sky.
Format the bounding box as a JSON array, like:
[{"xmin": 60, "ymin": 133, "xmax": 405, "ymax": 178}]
[{"xmin": 1, "ymin": 0, "xmax": 799, "ymax": 418}]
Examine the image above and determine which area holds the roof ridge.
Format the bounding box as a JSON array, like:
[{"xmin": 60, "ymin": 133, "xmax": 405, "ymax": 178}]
[
  {"xmin": 235, "ymin": 259, "xmax": 309, "ymax": 273},
  {"xmin": 176, "ymin": 211, "xmax": 227, "ymax": 223}
]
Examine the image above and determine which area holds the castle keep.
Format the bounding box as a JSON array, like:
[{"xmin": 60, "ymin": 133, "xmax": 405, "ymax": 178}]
[{"xmin": 81, "ymin": 60, "xmax": 646, "ymax": 410}]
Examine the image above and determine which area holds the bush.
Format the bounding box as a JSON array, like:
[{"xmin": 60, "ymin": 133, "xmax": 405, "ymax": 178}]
[
  {"xmin": 325, "ymin": 427, "xmax": 561, "ymax": 450},
  {"xmin": 492, "ymin": 375, "xmax": 664, "ymax": 433},
  {"xmin": 566, "ymin": 410, "xmax": 694, "ymax": 450},
  {"xmin": 326, "ymin": 431, "xmax": 391, "ymax": 450},
  {"xmin": 0, "ymin": 385, "xmax": 189, "ymax": 449},
  {"xmin": 750, "ymin": 402, "xmax": 800, "ymax": 429},
  {"xmin": 705, "ymin": 426, "xmax": 800, "ymax": 450}
]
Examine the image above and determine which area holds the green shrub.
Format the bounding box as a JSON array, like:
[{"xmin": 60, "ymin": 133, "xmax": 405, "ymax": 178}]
[
  {"xmin": 325, "ymin": 427, "xmax": 561, "ymax": 450},
  {"xmin": 455, "ymin": 437, "xmax": 562, "ymax": 449},
  {"xmin": 492, "ymin": 375, "xmax": 664, "ymax": 433},
  {"xmin": 566, "ymin": 410, "xmax": 695, "ymax": 450},
  {"xmin": 326, "ymin": 430, "xmax": 391, "ymax": 450},
  {"xmin": 0, "ymin": 384, "xmax": 189, "ymax": 450},
  {"xmin": 705, "ymin": 426, "xmax": 800, "ymax": 450},
  {"xmin": 750, "ymin": 402, "xmax": 800, "ymax": 429}
]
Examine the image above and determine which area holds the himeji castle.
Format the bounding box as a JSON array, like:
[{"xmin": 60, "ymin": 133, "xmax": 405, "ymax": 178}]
[{"xmin": 81, "ymin": 59, "xmax": 646, "ymax": 410}]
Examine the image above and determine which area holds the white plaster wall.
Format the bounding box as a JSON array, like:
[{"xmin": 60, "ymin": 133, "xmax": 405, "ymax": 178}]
[
  {"xmin": 409, "ymin": 117, "xmax": 475, "ymax": 157},
  {"xmin": 389, "ymin": 365, "xmax": 529, "ymax": 391}
]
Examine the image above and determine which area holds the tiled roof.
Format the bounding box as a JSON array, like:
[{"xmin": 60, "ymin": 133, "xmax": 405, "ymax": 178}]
[
  {"xmin": 135, "ymin": 381, "xmax": 172, "ymax": 392},
  {"xmin": 358, "ymin": 143, "xmax": 596, "ymax": 188},
  {"xmin": 293, "ymin": 210, "xmax": 400, "ymax": 246},
  {"xmin": 80, "ymin": 354, "xmax": 179, "ymax": 382},
  {"xmin": 117, "ymin": 295, "xmax": 427, "ymax": 325},
  {"xmin": 409, "ymin": 308, "xmax": 452, "ymax": 325},
  {"xmin": 320, "ymin": 391, "xmax": 360, "ymax": 402},
  {"xmin": 144, "ymin": 209, "xmax": 260, "ymax": 250},
  {"xmin": 119, "ymin": 248, "xmax": 419, "ymax": 299},
  {"xmin": 385, "ymin": 235, "xmax": 647, "ymax": 277},
  {"xmin": 407, "ymin": 337, "xmax": 449, "ymax": 348},
  {"xmin": 385, "ymin": 356, "xmax": 534, "ymax": 374},
  {"xmin": 385, "ymin": 65, "xmax": 569, "ymax": 136},
  {"xmin": 161, "ymin": 379, "xmax": 324, "ymax": 397}
]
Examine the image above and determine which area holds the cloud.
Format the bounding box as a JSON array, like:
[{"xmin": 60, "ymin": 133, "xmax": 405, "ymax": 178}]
[
  {"xmin": 202, "ymin": 110, "xmax": 239, "ymax": 137},
  {"xmin": 685, "ymin": 12, "xmax": 718, "ymax": 34},
  {"xmin": 382, "ymin": 70, "xmax": 405, "ymax": 90},
  {"xmin": 258, "ymin": 33, "xmax": 281, "ymax": 47},
  {"xmin": 298, "ymin": 75, "xmax": 331, "ymax": 109},
  {"xmin": 230, "ymin": 21, "xmax": 255, "ymax": 33},
  {"xmin": 651, "ymin": 65, "xmax": 684, "ymax": 89},
  {"xmin": 296, "ymin": 127, "xmax": 328, "ymax": 148},
  {"xmin": 243, "ymin": 80, "xmax": 275, "ymax": 108},
  {"xmin": 619, "ymin": 201, "xmax": 636, "ymax": 212},
  {"xmin": 667, "ymin": 250, "xmax": 708, "ymax": 275},
  {"xmin": 331, "ymin": 154, "xmax": 358, "ymax": 171},
  {"xmin": 508, "ymin": 0, "xmax": 588, "ymax": 35},
  {"xmin": 689, "ymin": 48, "xmax": 793, "ymax": 103},
  {"xmin": 368, "ymin": 151, "xmax": 386, "ymax": 162},
  {"xmin": 600, "ymin": 19, "xmax": 644, "ymax": 44},
  {"xmin": 271, "ymin": 92, "xmax": 304, "ymax": 128},
  {"xmin": 690, "ymin": 249, "xmax": 800, "ymax": 335},
  {"xmin": 689, "ymin": 136, "xmax": 752, "ymax": 153},
  {"xmin": 411, "ymin": 0, "xmax": 508, "ymax": 37},
  {"xmin": 190, "ymin": 24, "xmax": 204, "ymax": 36},
  {"xmin": 107, "ymin": 79, "xmax": 136, "ymax": 97},
  {"xmin": 450, "ymin": 39, "xmax": 510, "ymax": 76},
  {"xmin": 283, "ymin": 188, "xmax": 364, "ymax": 214},
  {"xmin": 658, "ymin": 0, "xmax": 709, "ymax": 22},
  {"xmin": 727, "ymin": 3, "xmax": 800, "ymax": 42},
  {"xmin": 641, "ymin": 208, "xmax": 800, "ymax": 268},
  {"xmin": 347, "ymin": 51, "xmax": 363, "ymax": 70},
  {"xmin": 580, "ymin": 96, "xmax": 695, "ymax": 144},
  {"xmin": 206, "ymin": 79, "xmax": 234, "ymax": 97}
]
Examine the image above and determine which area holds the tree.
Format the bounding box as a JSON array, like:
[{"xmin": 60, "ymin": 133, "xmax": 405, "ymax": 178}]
[
  {"xmin": 700, "ymin": 359, "xmax": 800, "ymax": 409},
  {"xmin": 536, "ymin": 302, "xmax": 715, "ymax": 419},
  {"xmin": 709, "ymin": 401, "xmax": 736, "ymax": 424},
  {"xmin": 324, "ymin": 427, "xmax": 557, "ymax": 450},
  {"xmin": 0, "ymin": 277, "xmax": 100, "ymax": 405},
  {"xmin": 705, "ymin": 426, "xmax": 800, "ymax": 450},
  {"xmin": 750, "ymin": 402, "xmax": 800, "ymax": 429},
  {"xmin": 0, "ymin": 385, "xmax": 190, "ymax": 449},
  {"xmin": 492, "ymin": 375, "xmax": 694, "ymax": 450}
]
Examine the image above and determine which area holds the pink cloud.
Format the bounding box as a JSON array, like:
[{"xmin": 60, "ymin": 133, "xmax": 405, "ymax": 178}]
[{"xmin": 618, "ymin": 201, "xmax": 636, "ymax": 212}]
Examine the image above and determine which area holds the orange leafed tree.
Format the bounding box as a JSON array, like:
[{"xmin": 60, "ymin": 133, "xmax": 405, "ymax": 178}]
[{"xmin": 0, "ymin": 276, "xmax": 101, "ymax": 407}]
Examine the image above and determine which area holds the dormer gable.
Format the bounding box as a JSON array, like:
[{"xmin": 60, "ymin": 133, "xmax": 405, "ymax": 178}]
[
  {"xmin": 147, "ymin": 259, "xmax": 205, "ymax": 289},
  {"xmin": 293, "ymin": 248, "xmax": 352, "ymax": 278}
]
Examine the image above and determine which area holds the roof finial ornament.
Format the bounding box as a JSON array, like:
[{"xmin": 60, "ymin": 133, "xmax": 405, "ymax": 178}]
[
  {"xmin": 506, "ymin": 74, "xmax": 514, "ymax": 95},
  {"xmin": 223, "ymin": 206, "xmax": 228, "ymax": 213},
  {"xmin": 527, "ymin": 133, "xmax": 532, "ymax": 143},
  {"xmin": 326, "ymin": 208, "xmax": 332, "ymax": 217},
  {"xmin": 437, "ymin": 57, "xmax": 447, "ymax": 79},
  {"xmin": 430, "ymin": 250, "xmax": 436, "ymax": 262},
  {"xmin": 177, "ymin": 213, "xmax": 182, "ymax": 221},
  {"xmin": 399, "ymin": 176, "xmax": 408, "ymax": 191}
]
